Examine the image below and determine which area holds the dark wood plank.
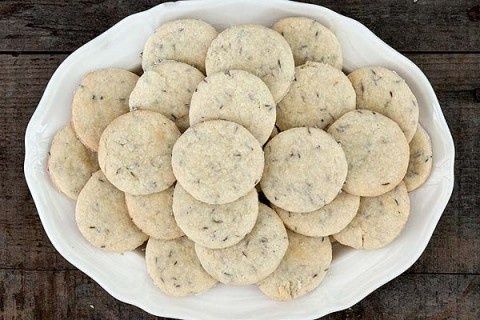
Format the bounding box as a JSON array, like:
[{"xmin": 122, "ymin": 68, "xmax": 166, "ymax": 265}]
[
  {"xmin": 0, "ymin": 54, "xmax": 479, "ymax": 275},
  {"xmin": 410, "ymin": 90, "xmax": 480, "ymax": 274},
  {"xmin": 0, "ymin": 270, "xmax": 164, "ymax": 320},
  {"xmin": 0, "ymin": 1, "xmax": 479, "ymax": 53},
  {"xmin": 1, "ymin": 270, "xmax": 479, "ymax": 319},
  {"xmin": 0, "ymin": 54, "xmax": 74, "ymax": 271},
  {"xmin": 0, "ymin": 54, "xmax": 74, "ymax": 272},
  {"xmin": 0, "ymin": 47, "xmax": 479, "ymax": 318},
  {"xmin": 406, "ymin": 53, "xmax": 480, "ymax": 92},
  {"xmin": 326, "ymin": 273, "xmax": 480, "ymax": 319}
]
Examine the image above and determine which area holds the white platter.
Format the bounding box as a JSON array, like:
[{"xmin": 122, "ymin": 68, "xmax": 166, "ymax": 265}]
[{"xmin": 24, "ymin": 0, "xmax": 455, "ymax": 319}]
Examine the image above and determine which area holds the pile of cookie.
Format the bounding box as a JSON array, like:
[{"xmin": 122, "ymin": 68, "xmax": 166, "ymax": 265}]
[{"xmin": 48, "ymin": 17, "xmax": 433, "ymax": 301}]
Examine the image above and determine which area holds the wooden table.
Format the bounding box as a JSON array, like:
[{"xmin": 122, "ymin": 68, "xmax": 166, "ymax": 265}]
[{"xmin": 1, "ymin": 1, "xmax": 479, "ymax": 319}]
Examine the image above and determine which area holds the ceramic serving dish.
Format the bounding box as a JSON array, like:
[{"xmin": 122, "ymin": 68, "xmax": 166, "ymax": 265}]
[{"xmin": 24, "ymin": 0, "xmax": 455, "ymax": 319}]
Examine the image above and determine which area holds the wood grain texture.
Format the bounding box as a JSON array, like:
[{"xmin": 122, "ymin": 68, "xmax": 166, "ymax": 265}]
[
  {"xmin": 0, "ymin": 1, "xmax": 479, "ymax": 319},
  {"xmin": 0, "ymin": 0, "xmax": 479, "ymax": 53},
  {"xmin": 1, "ymin": 271, "xmax": 479, "ymax": 320},
  {"xmin": 0, "ymin": 53, "xmax": 479, "ymax": 319}
]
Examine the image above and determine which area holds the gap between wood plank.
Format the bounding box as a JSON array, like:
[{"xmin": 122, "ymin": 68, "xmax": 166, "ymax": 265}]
[
  {"xmin": 1, "ymin": 50, "xmax": 480, "ymax": 56},
  {"xmin": 1, "ymin": 267, "xmax": 479, "ymax": 276}
]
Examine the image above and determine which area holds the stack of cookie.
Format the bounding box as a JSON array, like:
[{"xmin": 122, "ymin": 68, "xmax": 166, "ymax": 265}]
[{"xmin": 47, "ymin": 17, "xmax": 433, "ymax": 301}]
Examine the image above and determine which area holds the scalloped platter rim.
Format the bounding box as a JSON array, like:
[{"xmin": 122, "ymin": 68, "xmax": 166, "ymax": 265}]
[{"xmin": 24, "ymin": 0, "xmax": 455, "ymax": 319}]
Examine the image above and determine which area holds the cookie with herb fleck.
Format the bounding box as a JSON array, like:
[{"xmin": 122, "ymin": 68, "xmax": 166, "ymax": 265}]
[
  {"xmin": 129, "ymin": 60, "xmax": 204, "ymax": 131},
  {"xmin": 142, "ymin": 19, "xmax": 218, "ymax": 73},
  {"xmin": 273, "ymin": 16, "xmax": 343, "ymax": 69},
  {"xmin": 75, "ymin": 170, "xmax": 147, "ymax": 252},
  {"xmin": 328, "ymin": 110, "xmax": 409, "ymax": 197},
  {"xmin": 72, "ymin": 68, "xmax": 139, "ymax": 151},
  {"xmin": 125, "ymin": 186, "xmax": 184, "ymax": 240},
  {"xmin": 261, "ymin": 127, "xmax": 347, "ymax": 213},
  {"xmin": 145, "ymin": 236, "xmax": 217, "ymax": 297},
  {"xmin": 172, "ymin": 120, "xmax": 264, "ymax": 204},
  {"xmin": 333, "ymin": 182, "xmax": 410, "ymax": 249},
  {"xmin": 348, "ymin": 66, "xmax": 419, "ymax": 142},
  {"xmin": 195, "ymin": 204, "xmax": 288, "ymax": 285},
  {"xmin": 48, "ymin": 124, "xmax": 99, "ymax": 200},
  {"xmin": 173, "ymin": 184, "xmax": 258, "ymax": 249},
  {"xmin": 404, "ymin": 125, "xmax": 433, "ymax": 191},
  {"xmin": 98, "ymin": 110, "xmax": 180, "ymax": 195},
  {"xmin": 274, "ymin": 192, "xmax": 360, "ymax": 237},
  {"xmin": 276, "ymin": 62, "xmax": 356, "ymax": 131},
  {"xmin": 189, "ymin": 70, "xmax": 276, "ymax": 145},
  {"xmin": 257, "ymin": 231, "xmax": 332, "ymax": 301},
  {"xmin": 205, "ymin": 24, "xmax": 295, "ymax": 102}
]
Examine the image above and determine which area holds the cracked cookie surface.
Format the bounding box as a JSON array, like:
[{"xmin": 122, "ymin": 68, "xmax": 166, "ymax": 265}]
[
  {"xmin": 328, "ymin": 110, "xmax": 409, "ymax": 197},
  {"xmin": 195, "ymin": 204, "xmax": 288, "ymax": 285},
  {"xmin": 333, "ymin": 182, "xmax": 410, "ymax": 249},
  {"xmin": 348, "ymin": 66, "xmax": 419, "ymax": 142},
  {"xmin": 258, "ymin": 231, "xmax": 332, "ymax": 301},
  {"xmin": 261, "ymin": 127, "xmax": 347, "ymax": 213}
]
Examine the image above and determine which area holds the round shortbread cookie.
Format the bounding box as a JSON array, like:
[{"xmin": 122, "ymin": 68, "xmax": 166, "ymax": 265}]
[
  {"xmin": 205, "ymin": 24, "xmax": 295, "ymax": 102},
  {"xmin": 195, "ymin": 204, "xmax": 288, "ymax": 285},
  {"xmin": 257, "ymin": 231, "xmax": 332, "ymax": 301},
  {"xmin": 276, "ymin": 62, "xmax": 356, "ymax": 130},
  {"xmin": 269, "ymin": 126, "xmax": 279, "ymax": 141},
  {"xmin": 261, "ymin": 127, "xmax": 348, "ymax": 213},
  {"xmin": 328, "ymin": 110, "xmax": 409, "ymax": 197},
  {"xmin": 145, "ymin": 237, "xmax": 217, "ymax": 297},
  {"xmin": 273, "ymin": 17, "xmax": 343, "ymax": 69},
  {"xmin": 348, "ymin": 66, "xmax": 419, "ymax": 142},
  {"xmin": 129, "ymin": 60, "xmax": 204, "ymax": 131},
  {"xmin": 189, "ymin": 70, "xmax": 276, "ymax": 145},
  {"xmin": 173, "ymin": 184, "xmax": 258, "ymax": 249},
  {"xmin": 125, "ymin": 186, "xmax": 184, "ymax": 240},
  {"xmin": 98, "ymin": 110, "xmax": 180, "ymax": 195},
  {"xmin": 142, "ymin": 19, "xmax": 218, "ymax": 73},
  {"xmin": 274, "ymin": 192, "xmax": 360, "ymax": 237},
  {"xmin": 404, "ymin": 125, "xmax": 433, "ymax": 191},
  {"xmin": 333, "ymin": 182, "xmax": 410, "ymax": 249},
  {"xmin": 75, "ymin": 171, "xmax": 147, "ymax": 252},
  {"xmin": 48, "ymin": 124, "xmax": 99, "ymax": 200},
  {"xmin": 172, "ymin": 120, "xmax": 264, "ymax": 204},
  {"xmin": 72, "ymin": 68, "xmax": 139, "ymax": 151}
]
